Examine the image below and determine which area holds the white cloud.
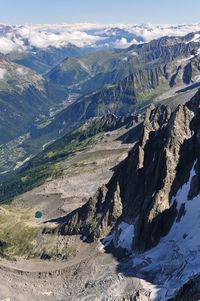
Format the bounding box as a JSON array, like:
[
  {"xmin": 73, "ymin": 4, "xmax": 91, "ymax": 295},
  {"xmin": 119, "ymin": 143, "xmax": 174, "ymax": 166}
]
[
  {"xmin": 0, "ymin": 24, "xmax": 101, "ymax": 54},
  {"xmin": 125, "ymin": 23, "xmax": 200, "ymax": 42},
  {"xmin": 114, "ymin": 37, "xmax": 130, "ymax": 48},
  {"xmin": 14, "ymin": 25, "xmax": 102, "ymax": 49},
  {"xmin": 0, "ymin": 23, "xmax": 200, "ymax": 54},
  {"xmin": 114, "ymin": 37, "xmax": 141, "ymax": 49},
  {"xmin": 0, "ymin": 68, "xmax": 7, "ymax": 79},
  {"xmin": 0, "ymin": 37, "xmax": 17, "ymax": 54}
]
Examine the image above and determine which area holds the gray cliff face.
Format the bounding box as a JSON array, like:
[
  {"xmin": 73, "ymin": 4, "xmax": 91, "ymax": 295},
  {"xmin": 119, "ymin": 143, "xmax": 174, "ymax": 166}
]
[{"xmin": 58, "ymin": 89, "xmax": 200, "ymax": 252}]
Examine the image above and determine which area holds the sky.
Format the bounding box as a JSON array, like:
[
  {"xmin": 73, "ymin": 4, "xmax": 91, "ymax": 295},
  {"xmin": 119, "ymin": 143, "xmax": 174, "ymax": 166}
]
[{"xmin": 0, "ymin": 0, "xmax": 200, "ymax": 25}]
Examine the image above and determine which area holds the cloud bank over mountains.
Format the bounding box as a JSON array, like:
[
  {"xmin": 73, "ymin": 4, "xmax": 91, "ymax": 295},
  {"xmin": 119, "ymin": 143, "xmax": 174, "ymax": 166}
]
[{"xmin": 0, "ymin": 23, "xmax": 200, "ymax": 53}]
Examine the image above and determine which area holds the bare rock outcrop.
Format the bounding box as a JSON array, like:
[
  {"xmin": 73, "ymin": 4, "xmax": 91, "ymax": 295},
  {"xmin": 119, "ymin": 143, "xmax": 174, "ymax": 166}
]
[{"xmin": 59, "ymin": 89, "xmax": 200, "ymax": 251}]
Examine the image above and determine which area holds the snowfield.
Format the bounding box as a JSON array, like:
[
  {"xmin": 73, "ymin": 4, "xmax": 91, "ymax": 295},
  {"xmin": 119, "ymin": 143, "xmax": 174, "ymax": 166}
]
[
  {"xmin": 135, "ymin": 161, "xmax": 200, "ymax": 300},
  {"xmin": 103, "ymin": 161, "xmax": 200, "ymax": 300}
]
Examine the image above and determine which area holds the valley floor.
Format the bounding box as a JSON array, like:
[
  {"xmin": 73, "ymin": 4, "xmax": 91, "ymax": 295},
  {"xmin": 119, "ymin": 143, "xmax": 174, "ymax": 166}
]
[
  {"xmin": 0, "ymin": 243, "xmax": 152, "ymax": 301},
  {"xmin": 2, "ymin": 103, "xmax": 200, "ymax": 300},
  {"xmin": 0, "ymin": 126, "xmax": 144, "ymax": 301}
]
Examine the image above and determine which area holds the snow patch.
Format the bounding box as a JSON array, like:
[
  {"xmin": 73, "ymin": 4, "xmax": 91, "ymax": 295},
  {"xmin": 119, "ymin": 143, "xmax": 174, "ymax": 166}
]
[
  {"xmin": 130, "ymin": 51, "xmax": 138, "ymax": 56},
  {"xmin": 82, "ymin": 236, "xmax": 87, "ymax": 242},
  {"xmin": 103, "ymin": 222, "xmax": 134, "ymax": 252},
  {"xmin": 17, "ymin": 67, "xmax": 28, "ymax": 76},
  {"xmin": 186, "ymin": 33, "xmax": 200, "ymax": 44},
  {"xmin": 178, "ymin": 48, "xmax": 200, "ymax": 63},
  {"xmin": 42, "ymin": 291, "xmax": 52, "ymax": 296},
  {"xmin": 117, "ymin": 222, "xmax": 135, "ymax": 251},
  {"xmin": 179, "ymin": 55, "xmax": 196, "ymax": 62}
]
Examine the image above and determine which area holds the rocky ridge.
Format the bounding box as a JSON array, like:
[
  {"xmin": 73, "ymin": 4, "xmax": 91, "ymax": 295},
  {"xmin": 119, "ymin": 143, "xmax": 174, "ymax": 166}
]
[{"xmin": 59, "ymin": 89, "xmax": 200, "ymax": 253}]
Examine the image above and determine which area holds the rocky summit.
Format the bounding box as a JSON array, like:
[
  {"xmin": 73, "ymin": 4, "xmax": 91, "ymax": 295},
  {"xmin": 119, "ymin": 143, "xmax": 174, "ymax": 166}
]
[
  {"xmin": 60, "ymin": 89, "xmax": 200, "ymax": 250},
  {"xmin": 50, "ymin": 89, "xmax": 200, "ymax": 299}
]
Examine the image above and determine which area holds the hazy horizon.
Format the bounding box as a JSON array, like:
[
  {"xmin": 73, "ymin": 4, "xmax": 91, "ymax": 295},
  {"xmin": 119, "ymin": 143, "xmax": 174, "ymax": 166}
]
[{"xmin": 0, "ymin": 0, "xmax": 200, "ymax": 25}]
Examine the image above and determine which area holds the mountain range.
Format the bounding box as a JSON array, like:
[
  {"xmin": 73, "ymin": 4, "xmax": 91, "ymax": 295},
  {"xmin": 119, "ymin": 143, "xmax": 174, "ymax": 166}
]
[
  {"xmin": 1, "ymin": 30, "xmax": 200, "ymax": 174},
  {"xmin": 1, "ymin": 23, "xmax": 200, "ymax": 300},
  {"xmin": 0, "ymin": 23, "xmax": 200, "ymax": 73}
]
